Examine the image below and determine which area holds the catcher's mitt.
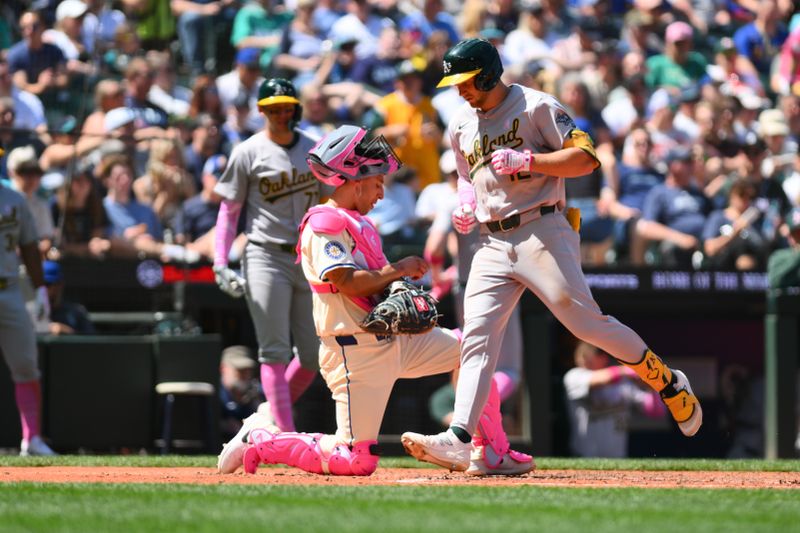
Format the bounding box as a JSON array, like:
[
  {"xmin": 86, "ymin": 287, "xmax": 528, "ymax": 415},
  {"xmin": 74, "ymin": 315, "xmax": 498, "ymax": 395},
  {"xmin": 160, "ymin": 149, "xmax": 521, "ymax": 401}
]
[{"xmin": 360, "ymin": 280, "xmax": 439, "ymax": 335}]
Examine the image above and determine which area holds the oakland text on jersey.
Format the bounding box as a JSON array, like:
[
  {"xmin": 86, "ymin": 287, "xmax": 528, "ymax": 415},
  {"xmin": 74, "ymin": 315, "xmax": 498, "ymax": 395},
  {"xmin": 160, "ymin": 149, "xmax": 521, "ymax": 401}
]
[
  {"xmin": 464, "ymin": 118, "xmax": 524, "ymax": 175},
  {"xmin": 257, "ymin": 167, "xmax": 318, "ymax": 203}
]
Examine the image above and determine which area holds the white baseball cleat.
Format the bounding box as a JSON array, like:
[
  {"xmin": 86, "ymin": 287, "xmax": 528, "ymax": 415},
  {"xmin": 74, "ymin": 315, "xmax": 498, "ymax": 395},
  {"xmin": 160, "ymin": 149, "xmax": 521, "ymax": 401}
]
[
  {"xmin": 466, "ymin": 446, "xmax": 535, "ymax": 477},
  {"xmin": 217, "ymin": 404, "xmax": 279, "ymax": 474},
  {"xmin": 661, "ymin": 370, "xmax": 703, "ymax": 437},
  {"xmin": 401, "ymin": 429, "xmax": 471, "ymax": 472},
  {"xmin": 20, "ymin": 436, "xmax": 57, "ymax": 457}
]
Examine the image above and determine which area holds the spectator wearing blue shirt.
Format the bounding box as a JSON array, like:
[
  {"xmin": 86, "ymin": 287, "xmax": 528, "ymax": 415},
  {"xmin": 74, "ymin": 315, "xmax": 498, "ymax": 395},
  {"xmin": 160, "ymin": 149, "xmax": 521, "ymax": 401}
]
[
  {"xmin": 399, "ymin": 0, "xmax": 459, "ymax": 49},
  {"xmin": 636, "ymin": 146, "xmax": 711, "ymax": 268},
  {"xmin": 7, "ymin": 11, "xmax": 69, "ymax": 110},
  {"xmin": 733, "ymin": 1, "xmax": 789, "ymax": 88},
  {"xmin": 100, "ymin": 154, "xmax": 198, "ymax": 262},
  {"xmin": 702, "ymin": 178, "xmax": 769, "ymax": 270},
  {"xmin": 604, "ymin": 128, "xmax": 665, "ymax": 265}
]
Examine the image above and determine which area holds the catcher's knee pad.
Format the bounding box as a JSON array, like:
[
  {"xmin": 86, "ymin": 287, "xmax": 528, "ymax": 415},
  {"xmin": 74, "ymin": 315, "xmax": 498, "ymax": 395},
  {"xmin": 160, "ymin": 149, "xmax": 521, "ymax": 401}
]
[
  {"xmin": 624, "ymin": 349, "xmax": 673, "ymax": 393},
  {"xmin": 474, "ymin": 379, "xmax": 510, "ymax": 468},
  {"xmin": 327, "ymin": 440, "xmax": 379, "ymax": 476},
  {"xmin": 256, "ymin": 432, "xmax": 327, "ymax": 474}
]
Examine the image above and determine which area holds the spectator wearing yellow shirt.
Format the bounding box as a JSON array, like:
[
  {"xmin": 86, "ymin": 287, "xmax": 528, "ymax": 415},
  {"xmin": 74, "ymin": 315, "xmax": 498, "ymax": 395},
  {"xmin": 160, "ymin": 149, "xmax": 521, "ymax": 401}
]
[{"xmin": 365, "ymin": 59, "xmax": 444, "ymax": 191}]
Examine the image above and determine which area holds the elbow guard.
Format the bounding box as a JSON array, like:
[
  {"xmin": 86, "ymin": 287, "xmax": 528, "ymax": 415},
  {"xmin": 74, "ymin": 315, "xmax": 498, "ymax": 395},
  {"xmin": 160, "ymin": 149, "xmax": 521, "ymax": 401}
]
[{"xmin": 564, "ymin": 129, "xmax": 600, "ymax": 169}]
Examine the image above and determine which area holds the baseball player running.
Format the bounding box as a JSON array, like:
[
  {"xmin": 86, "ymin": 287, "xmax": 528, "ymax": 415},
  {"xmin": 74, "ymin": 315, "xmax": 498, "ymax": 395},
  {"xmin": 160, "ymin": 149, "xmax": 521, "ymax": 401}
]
[
  {"xmin": 215, "ymin": 78, "xmax": 324, "ymax": 473},
  {"xmin": 233, "ymin": 125, "xmax": 533, "ymax": 476},
  {"xmin": 401, "ymin": 38, "xmax": 702, "ymax": 468},
  {"xmin": 0, "ymin": 148, "xmax": 56, "ymax": 456}
]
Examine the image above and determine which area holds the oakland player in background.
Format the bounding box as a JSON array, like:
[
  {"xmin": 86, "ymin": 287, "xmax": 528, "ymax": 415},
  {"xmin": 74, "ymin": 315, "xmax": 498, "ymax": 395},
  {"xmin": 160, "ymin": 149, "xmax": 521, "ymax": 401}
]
[
  {"xmin": 236, "ymin": 125, "xmax": 533, "ymax": 476},
  {"xmin": 214, "ymin": 79, "xmax": 325, "ymax": 473},
  {"xmin": 0, "ymin": 148, "xmax": 56, "ymax": 456},
  {"xmin": 402, "ymin": 39, "xmax": 702, "ymax": 469}
]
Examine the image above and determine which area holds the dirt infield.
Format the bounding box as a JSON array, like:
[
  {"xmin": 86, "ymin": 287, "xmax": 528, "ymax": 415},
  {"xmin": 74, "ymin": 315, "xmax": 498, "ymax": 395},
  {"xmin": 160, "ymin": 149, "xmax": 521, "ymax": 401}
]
[{"xmin": 2, "ymin": 467, "xmax": 799, "ymax": 489}]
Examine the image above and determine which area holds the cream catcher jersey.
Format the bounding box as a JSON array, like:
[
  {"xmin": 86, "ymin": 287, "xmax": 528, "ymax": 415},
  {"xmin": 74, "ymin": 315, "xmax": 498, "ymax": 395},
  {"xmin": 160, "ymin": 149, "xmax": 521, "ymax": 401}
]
[
  {"xmin": 215, "ymin": 130, "xmax": 323, "ymax": 245},
  {"xmin": 449, "ymin": 84, "xmax": 578, "ymax": 223},
  {"xmin": 300, "ymin": 219, "xmax": 374, "ymax": 337}
]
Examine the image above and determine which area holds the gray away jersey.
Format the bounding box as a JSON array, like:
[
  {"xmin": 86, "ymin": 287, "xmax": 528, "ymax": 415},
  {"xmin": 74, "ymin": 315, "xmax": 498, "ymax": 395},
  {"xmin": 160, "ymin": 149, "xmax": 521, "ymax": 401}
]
[
  {"xmin": 449, "ymin": 84, "xmax": 578, "ymax": 223},
  {"xmin": 215, "ymin": 129, "xmax": 323, "ymax": 245},
  {"xmin": 0, "ymin": 185, "xmax": 38, "ymax": 278}
]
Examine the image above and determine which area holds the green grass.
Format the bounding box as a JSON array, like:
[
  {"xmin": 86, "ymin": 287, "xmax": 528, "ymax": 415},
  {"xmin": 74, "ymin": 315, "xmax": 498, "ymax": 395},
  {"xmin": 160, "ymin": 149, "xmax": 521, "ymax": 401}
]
[
  {"xmin": 1, "ymin": 483, "xmax": 798, "ymax": 533},
  {"xmin": 1, "ymin": 455, "xmax": 800, "ymax": 471},
  {"xmin": 2, "ymin": 456, "xmax": 799, "ymax": 533}
]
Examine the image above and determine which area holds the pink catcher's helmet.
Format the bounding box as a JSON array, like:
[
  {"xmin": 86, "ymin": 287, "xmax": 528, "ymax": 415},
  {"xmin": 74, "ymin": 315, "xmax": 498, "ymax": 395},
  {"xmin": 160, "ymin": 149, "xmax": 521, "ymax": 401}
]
[{"xmin": 306, "ymin": 125, "xmax": 402, "ymax": 187}]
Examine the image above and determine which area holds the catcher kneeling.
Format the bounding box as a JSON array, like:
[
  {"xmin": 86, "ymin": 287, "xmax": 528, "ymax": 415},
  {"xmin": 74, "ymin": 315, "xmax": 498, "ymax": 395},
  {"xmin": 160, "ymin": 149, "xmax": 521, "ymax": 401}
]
[{"xmin": 218, "ymin": 125, "xmax": 534, "ymax": 477}]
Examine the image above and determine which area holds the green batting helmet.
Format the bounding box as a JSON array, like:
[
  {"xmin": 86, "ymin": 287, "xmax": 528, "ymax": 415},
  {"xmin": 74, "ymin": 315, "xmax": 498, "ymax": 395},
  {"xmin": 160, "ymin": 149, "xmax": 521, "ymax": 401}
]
[
  {"xmin": 257, "ymin": 78, "xmax": 302, "ymax": 121},
  {"xmin": 437, "ymin": 38, "xmax": 503, "ymax": 91}
]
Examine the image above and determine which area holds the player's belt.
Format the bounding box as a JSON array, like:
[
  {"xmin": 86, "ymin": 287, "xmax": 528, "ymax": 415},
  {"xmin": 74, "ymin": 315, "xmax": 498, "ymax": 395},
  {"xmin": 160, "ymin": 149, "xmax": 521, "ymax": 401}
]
[
  {"xmin": 485, "ymin": 205, "xmax": 556, "ymax": 233},
  {"xmin": 334, "ymin": 334, "xmax": 392, "ymax": 346}
]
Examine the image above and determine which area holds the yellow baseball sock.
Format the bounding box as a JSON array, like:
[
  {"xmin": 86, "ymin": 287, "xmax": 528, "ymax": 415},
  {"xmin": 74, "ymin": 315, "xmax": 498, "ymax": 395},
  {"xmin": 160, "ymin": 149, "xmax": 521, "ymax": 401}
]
[{"xmin": 623, "ymin": 349, "xmax": 674, "ymax": 393}]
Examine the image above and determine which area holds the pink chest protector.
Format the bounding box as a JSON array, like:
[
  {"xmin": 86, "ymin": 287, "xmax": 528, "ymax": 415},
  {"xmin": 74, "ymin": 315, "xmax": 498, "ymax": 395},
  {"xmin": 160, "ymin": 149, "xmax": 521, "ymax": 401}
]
[{"xmin": 297, "ymin": 205, "xmax": 388, "ymax": 311}]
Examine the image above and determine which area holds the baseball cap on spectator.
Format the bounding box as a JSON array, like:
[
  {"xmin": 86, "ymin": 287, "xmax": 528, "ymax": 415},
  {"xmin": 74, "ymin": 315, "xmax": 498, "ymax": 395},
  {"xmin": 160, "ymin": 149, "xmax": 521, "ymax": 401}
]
[
  {"xmin": 758, "ymin": 109, "xmax": 790, "ymax": 137},
  {"xmin": 679, "ymin": 84, "xmax": 701, "ymax": 104},
  {"xmin": 221, "ymin": 345, "xmax": 257, "ymax": 370},
  {"xmin": 479, "ymin": 28, "xmax": 506, "ymax": 42},
  {"xmin": 664, "ymin": 146, "xmax": 692, "ymax": 164},
  {"xmin": 203, "ymin": 154, "xmax": 228, "ymax": 179},
  {"xmin": 52, "ymin": 115, "xmax": 78, "ymax": 135},
  {"xmin": 519, "ymin": 0, "xmax": 545, "ymax": 14},
  {"xmin": 7, "ymin": 146, "xmax": 43, "ymax": 175},
  {"xmin": 396, "ymin": 59, "xmax": 424, "ymax": 79},
  {"xmin": 646, "ymin": 88, "xmax": 676, "ymax": 117},
  {"xmin": 334, "ymin": 36, "xmax": 359, "ymax": 51},
  {"xmin": 104, "ymin": 107, "xmax": 136, "ymax": 132},
  {"xmin": 439, "ymin": 149, "xmax": 457, "ymax": 175},
  {"xmin": 735, "ymin": 90, "xmax": 767, "ymax": 111},
  {"xmin": 665, "ymin": 21, "xmax": 693, "ymax": 43},
  {"xmin": 56, "ymin": 0, "xmax": 88, "ymax": 22},
  {"xmin": 236, "ymin": 48, "xmax": 261, "ymax": 69},
  {"xmin": 43, "ymin": 261, "xmax": 64, "ymax": 285}
]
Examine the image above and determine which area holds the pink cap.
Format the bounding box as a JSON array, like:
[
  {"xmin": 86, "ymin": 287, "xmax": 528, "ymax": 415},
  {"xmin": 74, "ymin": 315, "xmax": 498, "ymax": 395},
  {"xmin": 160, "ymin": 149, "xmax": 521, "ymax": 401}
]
[{"xmin": 665, "ymin": 21, "xmax": 693, "ymax": 43}]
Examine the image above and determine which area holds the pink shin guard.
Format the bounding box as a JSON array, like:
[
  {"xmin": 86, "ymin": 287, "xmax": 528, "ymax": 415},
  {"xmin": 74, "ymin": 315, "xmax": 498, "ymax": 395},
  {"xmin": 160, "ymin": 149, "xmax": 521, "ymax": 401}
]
[
  {"xmin": 255, "ymin": 433, "xmax": 379, "ymax": 476},
  {"xmin": 474, "ymin": 379, "xmax": 510, "ymax": 468},
  {"xmin": 14, "ymin": 381, "xmax": 41, "ymax": 441},
  {"xmin": 243, "ymin": 428, "xmax": 275, "ymax": 474}
]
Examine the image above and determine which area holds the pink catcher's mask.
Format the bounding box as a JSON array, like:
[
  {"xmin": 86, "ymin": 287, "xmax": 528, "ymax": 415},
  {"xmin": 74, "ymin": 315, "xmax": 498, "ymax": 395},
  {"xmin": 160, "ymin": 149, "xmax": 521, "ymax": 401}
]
[{"xmin": 306, "ymin": 125, "xmax": 402, "ymax": 187}]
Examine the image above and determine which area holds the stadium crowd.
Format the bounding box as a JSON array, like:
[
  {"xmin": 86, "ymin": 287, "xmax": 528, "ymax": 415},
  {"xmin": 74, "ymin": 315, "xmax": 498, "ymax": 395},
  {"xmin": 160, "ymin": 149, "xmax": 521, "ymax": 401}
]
[{"xmin": 1, "ymin": 0, "xmax": 800, "ymax": 273}]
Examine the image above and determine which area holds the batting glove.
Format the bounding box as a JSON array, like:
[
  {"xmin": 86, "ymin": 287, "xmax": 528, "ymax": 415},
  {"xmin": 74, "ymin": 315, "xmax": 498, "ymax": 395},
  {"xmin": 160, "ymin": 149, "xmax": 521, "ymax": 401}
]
[
  {"xmin": 213, "ymin": 265, "xmax": 247, "ymax": 298},
  {"xmin": 452, "ymin": 205, "xmax": 477, "ymax": 235},
  {"xmin": 491, "ymin": 148, "xmax": 534, "ymax": 175}
]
